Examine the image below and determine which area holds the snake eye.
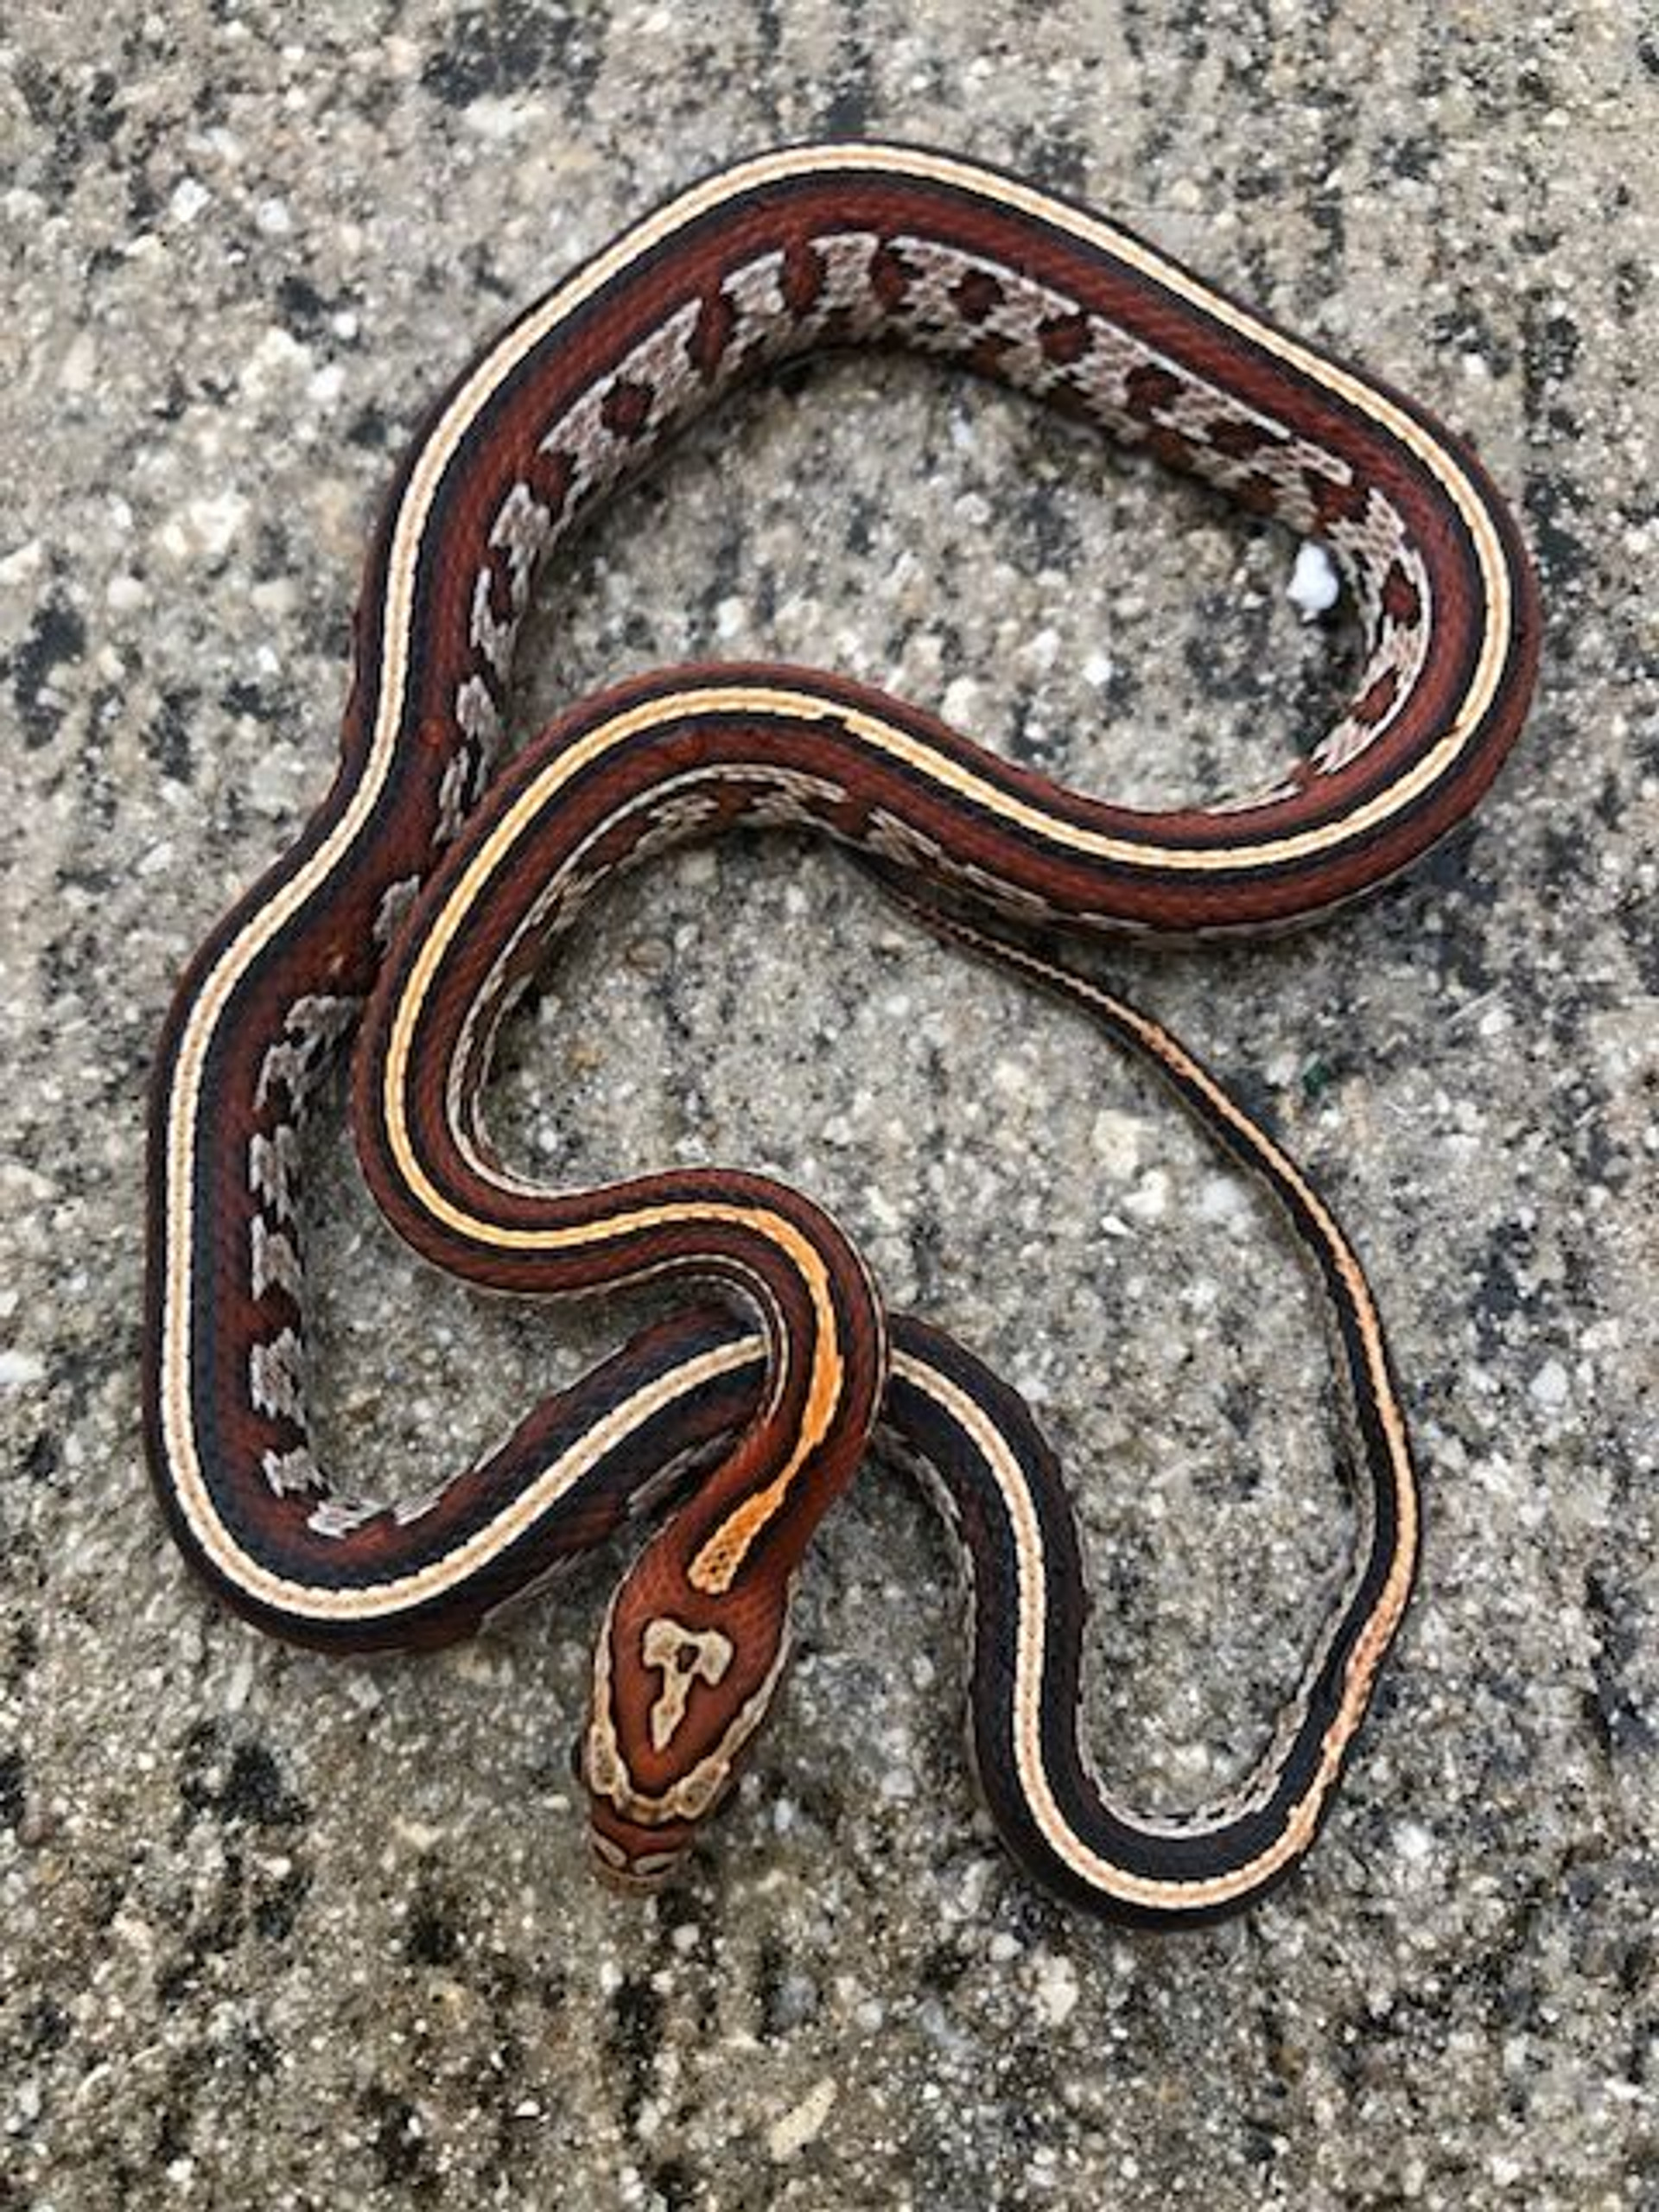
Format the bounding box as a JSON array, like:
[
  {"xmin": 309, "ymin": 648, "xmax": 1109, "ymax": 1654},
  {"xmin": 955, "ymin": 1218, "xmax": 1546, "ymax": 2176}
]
[{"xmin": 569, "ymin": 1732, "xmax": 588, "ymax": 1786}]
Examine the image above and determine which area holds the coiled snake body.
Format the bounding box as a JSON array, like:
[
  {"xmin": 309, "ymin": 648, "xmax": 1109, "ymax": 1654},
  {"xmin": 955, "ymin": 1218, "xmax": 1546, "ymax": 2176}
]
[{"xmin": 143, "ymin": 145, "xmax": 1538, "ymax": 1921}]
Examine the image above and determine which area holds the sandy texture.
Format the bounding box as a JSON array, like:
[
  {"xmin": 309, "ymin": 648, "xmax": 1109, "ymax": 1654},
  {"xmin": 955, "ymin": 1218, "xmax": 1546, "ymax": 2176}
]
[{"xmin": 2, "ymin": 3, "xmax": 1655, "ymax": 2206}]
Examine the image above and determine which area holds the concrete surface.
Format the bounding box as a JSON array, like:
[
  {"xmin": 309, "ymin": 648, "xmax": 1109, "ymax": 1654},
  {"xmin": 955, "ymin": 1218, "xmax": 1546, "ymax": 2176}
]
[{"xmin": 2, "ymin": 3, "xmax": 1656, "ymax": 2206}]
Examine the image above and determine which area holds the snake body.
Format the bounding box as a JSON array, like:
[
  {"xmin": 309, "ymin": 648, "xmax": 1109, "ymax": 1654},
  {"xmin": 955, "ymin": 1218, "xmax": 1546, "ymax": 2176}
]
[{"xmin": 143, "ymin": 144, "xmax": 1538, "ymax": 1920}]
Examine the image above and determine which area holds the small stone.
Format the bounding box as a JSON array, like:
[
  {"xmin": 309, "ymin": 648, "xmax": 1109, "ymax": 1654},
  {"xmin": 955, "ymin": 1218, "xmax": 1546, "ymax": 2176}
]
[
  {"xmin": 1123, "ymin": 1167, "xmax": 1170, "ymax": 1223},
  {"xmin": 160, "ymin": 491, "xmax": 251, "ymax": 566},
  {"xmin": 1529, "ymin": 1358, "xmax": 1570, "ymax": 1408},
  {"xmin": 1029, "ymin": 1948, "xmax": 1080, "ymax": 2027},
  {"xmin": 60, "ymin": 329, "xmax": 98, "ymax": 393},
  {"xmin": 1089, "ymin": 1107, "xmax": 1143, "ymax": 1176},
  {"xmin": 168, "ymin": 176, "xmax": 212, "ymax": 225},
  {"xmin": 1287, "ymin": 540, "xmax": 1341, "ymax": 620},
  {"xmin": 0, "ymin": 539, "xmax": 44, "ymax": 589},
  {"xmin": 766, "ymin": 2076, "xmax": 837, "ymax": 2161},
  {"xmin": 941, "ymin": 674, "xmax": 981, "ymax": 725}
]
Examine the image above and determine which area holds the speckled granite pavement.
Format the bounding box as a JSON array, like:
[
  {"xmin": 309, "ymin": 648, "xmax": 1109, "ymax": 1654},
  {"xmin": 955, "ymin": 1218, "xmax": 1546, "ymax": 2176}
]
[{"xmin": 3, "ymin": 5, "xmax": 1656, "ymax": 2207}]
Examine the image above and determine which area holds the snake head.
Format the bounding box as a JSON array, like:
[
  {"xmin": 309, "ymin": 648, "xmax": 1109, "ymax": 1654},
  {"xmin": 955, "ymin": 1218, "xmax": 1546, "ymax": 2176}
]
[{"xmin": 580, "ymin": 1550, "xmax": 793, "ymax": 1891}]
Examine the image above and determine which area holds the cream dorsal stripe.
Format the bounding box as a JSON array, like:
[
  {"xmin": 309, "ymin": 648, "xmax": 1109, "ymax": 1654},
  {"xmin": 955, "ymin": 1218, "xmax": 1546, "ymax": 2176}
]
[{"xmin": 144, "ymin": 142, "xmax": 1537, "ymax": 1916}]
